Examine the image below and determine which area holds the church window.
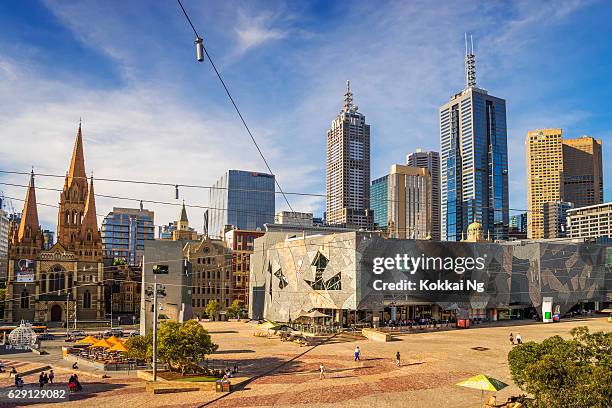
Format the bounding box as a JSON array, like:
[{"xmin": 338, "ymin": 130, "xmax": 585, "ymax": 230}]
[
  {"xmin": 20, "ymin": 290, "xmax": 29, "ymax": 309},
  {"xmin": 40, "ymin": 274, "xmax": 46, "ymax": 292},
  {"xmin": 83, "ymin": 290, "xmax": 92, "ymax": 309}
]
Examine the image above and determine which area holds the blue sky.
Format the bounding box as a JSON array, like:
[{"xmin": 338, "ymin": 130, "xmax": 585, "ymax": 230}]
[{"xmin": 0, "ymin": 0, "xmax": 611, "ymax": 232}]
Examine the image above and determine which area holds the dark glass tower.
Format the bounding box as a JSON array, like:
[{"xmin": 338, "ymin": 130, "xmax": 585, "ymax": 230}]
[{"xmin": 439, "ymin": 36, "xmax": 509, "ymax": 241}]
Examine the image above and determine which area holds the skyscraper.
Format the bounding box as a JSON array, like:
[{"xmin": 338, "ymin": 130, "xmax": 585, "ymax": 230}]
[
  {"xmin": 371, "ymin": 175, "xmax": 389, "ymax": 230},
  {"xmin": 208, "ymin": 170, "xmax": 275, "ymax": 238},
  {"xmin": 101, "ymin": 207, "xmax": 155, "ymax": 266},
  {"xmin": 326, "ymin": 81, "xmax": 373, "ymax": 229},
  {"xmin": 543, "ymin": 201, "xmax": 573, "ymax": 238},
  {"xmin": 439, "ymin": 37, "xmax": 509, "ymax": 241},
  {"xmin": 562, "ymin": 136, "xmax": 603, "ymax": 207},
  {"xmin": 526, "ymin": 129, "xmax": 564, "ymax": 239},
  {"xmin": 407, "ymin": 149, "xmax": 441, "ymax": 240},
  {"xmin": 387, "ymin": 165, "xmax": 431, "ymax": 239}
]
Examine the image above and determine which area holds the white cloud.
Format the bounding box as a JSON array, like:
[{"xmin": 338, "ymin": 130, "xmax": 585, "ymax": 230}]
[{"xmin": 234, "ymin": 10, "xmax": 288, "ymax": 55}]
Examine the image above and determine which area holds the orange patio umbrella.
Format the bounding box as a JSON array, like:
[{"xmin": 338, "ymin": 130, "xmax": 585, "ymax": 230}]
[
  {"xmin": 106, "ymin": 335, "xmax": 121, "ymax": 345},
  {"xmin": 75, "ymin": 335, "xmax": 98, "ymax": 345},
  {"xmin": 89, "ymin": 338, "xmax": 113, "ymax": 349},
  {"xmin": 109, "ymin": 341, "xmax": 129, "ymax": 353}
]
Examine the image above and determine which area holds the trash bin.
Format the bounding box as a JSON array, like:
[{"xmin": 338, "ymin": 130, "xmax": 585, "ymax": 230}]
[{"xmin": 215, "ymin": 380, "xmax": 231, "ymax": 392}]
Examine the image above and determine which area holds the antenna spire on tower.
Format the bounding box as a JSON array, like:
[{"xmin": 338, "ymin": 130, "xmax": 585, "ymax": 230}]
[
  {"xmin": 464, "ymin": 33, "xmax": 476, "ymax": 89},
  {"xmin": 342, "ymin": 80, "xmax": 358, "ymax": 113}
]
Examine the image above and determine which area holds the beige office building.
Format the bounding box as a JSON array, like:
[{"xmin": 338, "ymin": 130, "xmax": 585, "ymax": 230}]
[
  {"xmin": 562, "ymin": 136, "xmax": 603, "ymax": 208},
  {"xmin": 567, "ymin": 202, "xmax": 612, "ymax": 239},
  {"xmin": 526, "ymin": 129, "xmax": 564, "ymax": 239},
  {"xmin": 388, "ymin": 165, "xmax": 431, "ymax": 239}
]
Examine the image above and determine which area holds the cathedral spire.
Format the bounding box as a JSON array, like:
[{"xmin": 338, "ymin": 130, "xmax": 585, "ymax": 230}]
[
  {"xmin": 17, "ymin": 170, "xmax": 41, "ymax": 242},
  {"xmin": 80, "ymin": 175, "xmax": 99, "ymax": 242},
  {"xmin": 67, "ymin": 122, "xmax": 87, "ymax": 188}
]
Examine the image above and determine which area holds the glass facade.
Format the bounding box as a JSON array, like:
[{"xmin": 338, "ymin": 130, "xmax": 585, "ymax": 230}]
[
  {"xmin": 440, "ymin": 88, "xmax": 509, "ymax": 241},
  {"xmin": 371, "ymin": 175, "xmax": 388, "ymax": 229},
  {"xmin": 101, "ymin": 207, "xmax": 155, "ymax": 266},
  {"xmin": 208, "ymin": 170, "xmax": 275, "ymax": 238}
]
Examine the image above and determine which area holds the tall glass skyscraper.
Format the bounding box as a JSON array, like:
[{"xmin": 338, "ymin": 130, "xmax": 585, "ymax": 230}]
[
  {"xmin": 439, "ymin": 37, "xmax": 509, "ymax": 241},
  {"xmin": 101, "ymin": 207, "xmax": 155, "ymax": 266},
  {"xmin": 371, "ymin": 175, "xmax": 389, "ymax": 229},
  {"xmin": 208, "ymin": 170, "xmax": 275, "ymax": 238}
]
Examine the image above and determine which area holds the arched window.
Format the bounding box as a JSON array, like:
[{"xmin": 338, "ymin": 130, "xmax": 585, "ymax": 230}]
[
  {"xmin": 20, "ymin": 290, "xmax": 29, "ymax": 309},
  {"xmin": 72, "ymin": 210, "xmax": 77, "ymax": 225},
  {"xmin": 83, "ymin": 290, "xmax": 91, "ymax": 309},
  {"xmin": 79, "ymin": 212, "xmax": 83, "ymax": 224},
  {"xmin": 49, "ymin": 268, "xmax": 65, "ymax": 292},
  {"xmin": 40, "ymin": 274, "xmax": 46, "ymax": 293},
  {"xmin": 86, "ymin": 231, "xmax": 92, "ymax": 242}
]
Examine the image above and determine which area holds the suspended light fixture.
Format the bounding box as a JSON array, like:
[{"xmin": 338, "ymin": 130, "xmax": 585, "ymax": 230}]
[{"xmin": 195, "ymin": 37, "xmax": 204, "ymax": 62}]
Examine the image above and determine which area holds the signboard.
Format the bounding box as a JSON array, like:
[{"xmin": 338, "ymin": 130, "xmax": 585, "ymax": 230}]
[
  {"xmin": 16, "ymin": 259, "xmax": 35, "ymax": 282},
  {"xmin": 153, "ymin": 264, "xmax": 169, "ymax": 275}
]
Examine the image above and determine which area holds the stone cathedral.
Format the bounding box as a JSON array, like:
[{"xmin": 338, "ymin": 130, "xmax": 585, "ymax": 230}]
[{"xmin": 6, "ymin": 124, "xmax": 104, "ymax": 323}]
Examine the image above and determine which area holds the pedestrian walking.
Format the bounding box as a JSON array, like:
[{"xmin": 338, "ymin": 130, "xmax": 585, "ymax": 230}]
[
  {"xmin": 509, "ymin": 332, "xmax": 514, "ymax": 345},
  {"xmin": 516, "ymin": 333, "xmax": 522, "ymax": 345},
  {"xmin": 354, "ymin": 346, "xmax": 361, "ymax": 361},
  {"xmin": 15, "ymin": 375, "xmax": 23, "ymax": 388},
  {"xmin": 49, "ymin": 369, "xmax": 54, "ymax": 384},
  {"xmin": 72, "ymin": 362, "xmax": 78, "ymax": 370},
  {"xmin": 395, "ymin": 351, "xmax": 401, "ymax": 367},
  {"xmin": 319, "ymin": 364, "xmax": 325, "ymax": 379},
  {"xmin": 43, "ymin": 372, "xmax": 49, "ymax": 385},
  {"xmin": 39, "ymin": 372, "xmax": 45, "ymax": 388},
  {"xmin": 9, "ymin": 367, "xmax": 17, "ymax": 377}
]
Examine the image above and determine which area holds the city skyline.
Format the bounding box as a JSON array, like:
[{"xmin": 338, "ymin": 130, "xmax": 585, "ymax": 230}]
[{"xmin": 1, "ymin": 1, "xmax": 611, "ymax": 233}]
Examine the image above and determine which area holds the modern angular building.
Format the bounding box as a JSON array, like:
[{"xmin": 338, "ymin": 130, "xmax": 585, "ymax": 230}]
[
  {"xmin": 562, "ymin": 136, "xmax": 604, "ymax": 208},
  {"xmin": 326, "ymin": 81, "xmax": 373, "ymax": 230},
  {"xmin": 207, "ymin": 170, "xmax": 275, "ymax": 239},
  {"xmin": 407, "ymin": 149, "xmax": 441, "ymax": 240},
  {"xmin": 526, "ymin": 129, "xmax": 565, "ymax": 239},
  {"xmin": 101, "ymin": 207, "xmax": 154, "ymax": 266},
  {"xmin": 250, "ymin": 227, "xmax": 610, "ymax": 324},
  {"xmin": 439, "ymin": 38, "xmax": 509, "ymax": 241}
]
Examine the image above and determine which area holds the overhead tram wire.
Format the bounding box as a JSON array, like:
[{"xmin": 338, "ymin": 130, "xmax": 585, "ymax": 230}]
[
  {"xmin": 174, "ymin": 0, "xmax": 300, "ymax": 220},
  {"xmin": 0, "ymin": 169, "xmax": 540, "ymax": 214}
]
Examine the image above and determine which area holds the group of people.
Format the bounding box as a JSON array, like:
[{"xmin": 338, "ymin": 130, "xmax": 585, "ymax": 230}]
[
  {"xmin": 38, "ymin": 370, "xmax": 55, "ymax": 387},
  {"xmin": 508, "ymin": 332, "xmax": 523, "ymax": 345},
  {"xmin": 319, "ymin": 346, "xmax": 403, "ymax": 380}
]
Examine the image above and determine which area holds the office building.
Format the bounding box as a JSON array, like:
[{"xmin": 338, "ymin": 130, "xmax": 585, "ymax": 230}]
[
  {"xmin": 567, "ymin": 202, "xmax": 612, "ymax": 240},
  {"xmin": 525, "ymin": 129, "xmax": 564, "ymax": 239},
  {"xmin": 326, "ymin": 81, "xmax": 373, "ymax": 230},
  {"xmin": 0, "ymin": 207, "xmax": 9, "ymax": 280},
  {"xmin": 407, "ymin": 149, "xmax": 441, "ymax": 240},
  {"xmin": 509, "ymin": 213, "xmax": 527, "ymax": 239},
  {"xmin": 543, "ymin": 201, "xmax": 573, "ymax": 238},
  {"xmin": 208, "ymin": 170, "xmax": 275, "ymax": 239},
  {"xmin": 274, "ymin": 211, "xmax": 313, "ymax": 227},
  {"xmin": 101, "ymin": 207, "xmax": 154, "ymax": 266},
  {"xmin": 439, "ymin": 38, "xmax": 509, "ymax": 241},
  {"xmin": 224, "ymin": 228, "xmax": 264, "ymax": 307},
  {"xmin": 42, "ymin": 230, "xmax": 54, "ymax": 250},
  {"xmin": 387, "ymin": 165, "xmax": 431, "ymax": 239},
  {"xmin": 371, "ymin": 175, "xmax": 389, "ymax": 230},
  {"xmin": 562, "ymin": 136, "xmax": 603, "ymax": 207},
  {"xmin": 140, "ymin": 240, "xmax": 192, "ymax": 333},
  {"xmin": 184, "ymin": 237, "xmax": 232, "ymax": 318}
]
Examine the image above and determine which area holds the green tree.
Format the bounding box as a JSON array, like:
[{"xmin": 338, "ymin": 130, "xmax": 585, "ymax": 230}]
[
  {"xmin": 205, "ymin": 300, "xmax": 221, "ymax": 321},
  {"xmin": 227, "ymin": 299, "xmax": 245, "ymax": 319},
  {"xmin": 157, "ymin": 320, "xmax": 218, "ymax": 374},
  {"xmin": 508, "ymin": 326, "xmax": 612, "ymax": 408},
  {"xmin": 125, "ymin": 333, "xmax": 153, "ymax": 363}
]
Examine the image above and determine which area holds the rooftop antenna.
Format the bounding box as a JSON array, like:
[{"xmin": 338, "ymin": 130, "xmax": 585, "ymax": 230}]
[
  {"xmin": 465, "ymin": 33, "xmax": 476, "ymax": 89},
  {"xmin": 342, "ymin": 80, "xmax": 358, "ymax": 113}
]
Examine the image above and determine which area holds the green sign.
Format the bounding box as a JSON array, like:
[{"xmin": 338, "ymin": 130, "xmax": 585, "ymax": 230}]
[{"xmin": 545, "ymin": 312, "xmax": 552, "ymax": 319}]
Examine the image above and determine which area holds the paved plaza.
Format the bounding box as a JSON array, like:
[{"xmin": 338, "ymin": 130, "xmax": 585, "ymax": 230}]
[{"xmin": 0, "ymin": 317, "xmax": 609, "ymax": 407}]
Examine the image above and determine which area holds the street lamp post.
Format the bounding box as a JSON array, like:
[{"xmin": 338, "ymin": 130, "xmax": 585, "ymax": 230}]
[{"xmin": 152, "ymin": 274, "xmax": 158, "ymax": 381}]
